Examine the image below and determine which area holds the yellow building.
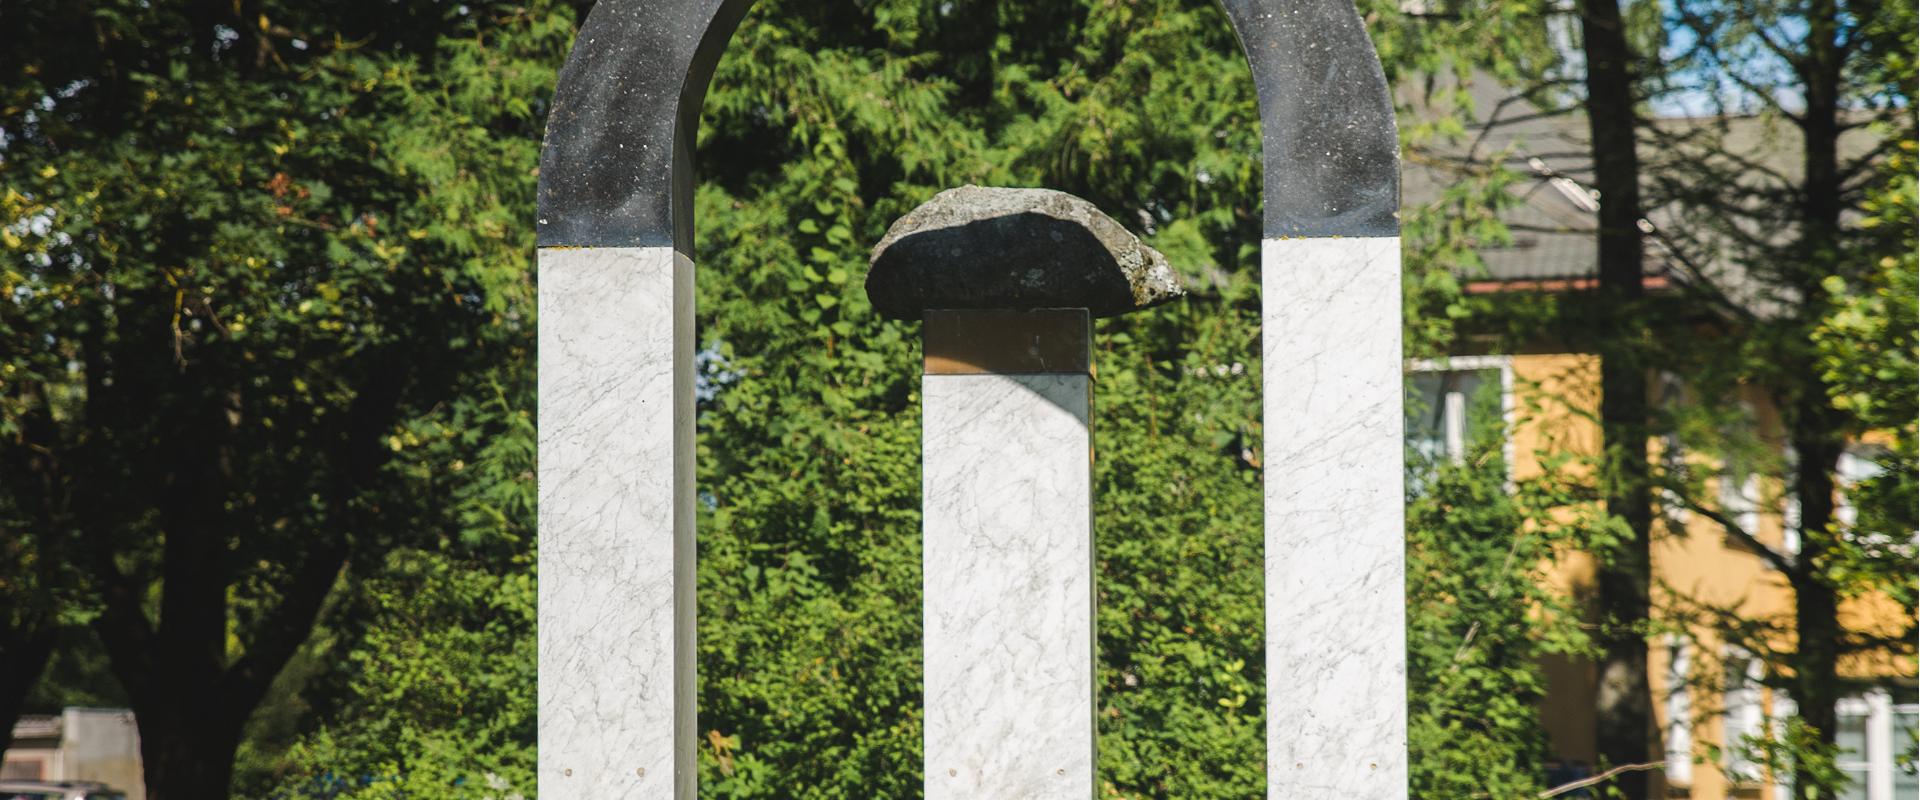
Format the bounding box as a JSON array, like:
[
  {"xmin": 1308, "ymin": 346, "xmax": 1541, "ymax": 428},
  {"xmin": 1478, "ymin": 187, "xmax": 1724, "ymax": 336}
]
[
  {"xmin": 1401, "ymin": 71, "xmax": 1916, "ymax": 799},
  {"xmin": 1410, "ymin": 349, "xmax": 1913, "ymax": 799}
]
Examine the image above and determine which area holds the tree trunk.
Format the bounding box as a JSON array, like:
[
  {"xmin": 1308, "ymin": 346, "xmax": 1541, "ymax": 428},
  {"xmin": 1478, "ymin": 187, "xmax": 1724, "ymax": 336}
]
[
  {"xmin": 1786, "ymin": 0, "xmax": 1847, "ymax": 795},
  {"xmin": 1, "ymin": 369, "xmax": 66, "ymax": 764},
  {"xmin": 1783, "ymin": 428, "xmax": 1843, "ymax": 800},
  {"xmin": 0, "ymin": 621, "xmax": 58, "ymax": 760},
  {"xmin": 1581, "ymin": 0, "xmax": 1655, "ymax": 794},
  {"xmin": 1773, "ymin": 375, "xmax": 1845, "ymax": 800},
  {"xmin": 1791, "ymin": 568, "xmax": 1843, "ymax": 800},
  {"xmin": 134, "ymin": 699, "xmax": 245, "ymax": 800},
  {"xmin": 84, "ymin": 318, "xmax": 385, "ymax": 800},
  {"xmin": 91, "ymin": 339, "xmax": 250, "ymax": 800}
]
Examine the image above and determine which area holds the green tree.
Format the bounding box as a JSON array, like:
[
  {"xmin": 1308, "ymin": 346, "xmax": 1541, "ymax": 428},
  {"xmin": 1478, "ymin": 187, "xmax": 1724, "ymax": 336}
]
[
  {"xmin": 0, "ymin": 1, "xmax": 558, "ymax": 796},
  {"xmin": 1406, "ymin": 432, "xmax": 1603, "ymax": 800},
  {"xmin": 1638, "ymin": 0, "xmax": 1918, "ymax": 794},
  {"xmin": 688, "ymin": 0, "xmax": 1571, "ymax": 796},
  {"xmin": 1576, "ymin": 0, "xmax": 1662, "ymax": 786},
  {"xmin": 0, "ymin": 128, "xmax": 90, "ymax": 770},
  {"xmin": 3, "ymin": 0, "xmax": 1594, "ymax": 797}
]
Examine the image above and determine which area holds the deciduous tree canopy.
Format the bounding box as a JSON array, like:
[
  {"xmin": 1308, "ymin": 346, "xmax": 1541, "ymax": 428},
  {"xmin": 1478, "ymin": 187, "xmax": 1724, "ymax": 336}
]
[{"xmin": 2, "ymin": 1, "xmax": 1908, "ymax": 799}]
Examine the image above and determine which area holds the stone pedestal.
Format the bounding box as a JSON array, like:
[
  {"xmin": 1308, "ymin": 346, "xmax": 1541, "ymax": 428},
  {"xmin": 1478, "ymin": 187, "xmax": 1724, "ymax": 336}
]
[
  {"xmin": 920, "ymin": 309, "xmax": 1096, "ymax": 800},
  {"xmin": 537, "ymin": 246, "xmax": 695, "ymax": 799},
  {"xmin": 1262, "ymin": 236, "xmax": 1407, "ymax": 799}
]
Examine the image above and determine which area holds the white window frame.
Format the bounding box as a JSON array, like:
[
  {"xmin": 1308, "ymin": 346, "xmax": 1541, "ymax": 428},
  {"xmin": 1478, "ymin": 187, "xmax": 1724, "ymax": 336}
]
[
  {"xmin": 1405, "ymin": 355, "xmax": 1516, "ymax": 478},
  {"xmin": 1835, "ymin": 446, "xmax": 1895, "ymax": 541},
  {"xmin": 1834, "ymin": 689, "xmax": 1919, "ymax": 800},
  {"xmin": 0, "ymin": 751, "xmax": 51, "ymax": 781},
  {"xmin": 1652, "ymin": 372, "xmax": 1694, "ymax": 528},
  {"xmin": 1780, "ymin": 444, "xmax": 1803, "ymax": 557},
  {"xmin": 1770, "ymin": 689, "xmax": 1797, "ymax": 800},
  {"xmin": 1665, "ymin": 635, "xmax": 1694, "ymax": 786},
  {"xmin": 1893, "ymin": 700, "xmax": 1919, "ymax": 798},
  {"xmin": 1719, "ymin": 467, "xmax": 1764, "ymax": 544},
  {"xmin": 1723, "ymin": 646, "xmax": 1767, "ymax": 783}
]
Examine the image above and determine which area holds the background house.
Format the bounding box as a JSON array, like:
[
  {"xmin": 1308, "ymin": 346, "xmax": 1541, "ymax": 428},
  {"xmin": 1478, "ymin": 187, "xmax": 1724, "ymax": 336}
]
[
  {"xmin": 1402, "ymin": 77, "xmax": 1916, "ymax": 799},
  {"xmin": 2, "ymin": 709, "xmax": 145, "ymax": 800}
]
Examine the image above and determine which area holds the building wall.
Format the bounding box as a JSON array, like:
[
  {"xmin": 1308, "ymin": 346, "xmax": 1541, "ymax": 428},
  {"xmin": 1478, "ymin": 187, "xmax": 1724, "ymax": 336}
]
[
  {"xmin": 1508, "ymin": 355, "xmax": 1607, "ymax": 779},
  {"xmin": 3, "ymin": 709, "xmax": 144, "ymax": 800},
  {"xmin": 1, "ymin": 735, "xmax": 62, "ymax": 782},
  {"xmin": 1494, "ymin": 352, "xmax": 1914, "ymax": 799},
  {"xmin": 60, "ymin": 709, "xmax": 145, "ymax": 800}
]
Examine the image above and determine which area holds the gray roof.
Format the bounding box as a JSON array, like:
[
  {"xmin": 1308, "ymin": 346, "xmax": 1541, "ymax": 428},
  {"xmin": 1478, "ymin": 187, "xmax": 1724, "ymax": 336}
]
[
  {"xmin": 1401, "ymin": 77, "xmax": 1612, "ymax": 283},
  {"xmin": 9, "ymin": 714, "xmax": 61, "ymax": 741},
  {"xmin": 1397, "ymin": 75, "xmax": 1864, "ymax": 287}
]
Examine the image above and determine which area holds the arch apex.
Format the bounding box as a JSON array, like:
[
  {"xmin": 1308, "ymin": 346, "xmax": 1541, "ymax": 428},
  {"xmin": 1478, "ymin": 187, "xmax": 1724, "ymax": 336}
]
[{"xmin": 535, "ymin": 0, "xmax": 1400, "ymax": 249}]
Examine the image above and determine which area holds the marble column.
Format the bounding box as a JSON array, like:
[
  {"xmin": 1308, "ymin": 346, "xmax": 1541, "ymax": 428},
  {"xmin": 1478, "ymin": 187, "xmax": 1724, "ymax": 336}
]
[
  {"xmin": 537, "ymin": 246, "xmax": 696, "ymax": 799},
  {"xmin": 921, "ymin": 309, "xmax": 1096, "ymax": 800},
  {"xmin": 1262, "ymin": 236, "xmax": 1408, "ymax": 799}
]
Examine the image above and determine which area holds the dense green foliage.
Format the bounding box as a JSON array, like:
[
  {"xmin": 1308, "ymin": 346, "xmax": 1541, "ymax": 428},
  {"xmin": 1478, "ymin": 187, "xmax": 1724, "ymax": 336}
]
[
  {"xmin": 1406, "ymin": 439, "xmax": 1600, "ymax": 800},
  {"xmin": 8, "ymin": 0, "xmax": 1845, "ymax": 798},
  {"xmin": 689, "ymin": 3, "xmax": 1272, "ymax": 794},
  {"xmin": 1810, "ymin": 5, "xmax": 1920, "ymax": 618},
  {"xmin": 1634, "ymin": 0, "xmax": 1919, "ymax": 793},
  {"xmin": 687, "ymin": 1, "xmax": 1572, "ymax": 796},
  {"xmin": 1, "ymin": 1, "xmax": 560, "ymax": 796}
]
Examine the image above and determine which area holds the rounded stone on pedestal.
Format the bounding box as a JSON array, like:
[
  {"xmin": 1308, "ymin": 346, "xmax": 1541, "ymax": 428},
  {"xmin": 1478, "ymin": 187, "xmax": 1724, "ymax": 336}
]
[{"xmin": 865, "ymin": 185, "xmax": 1185, "ymax": 320}]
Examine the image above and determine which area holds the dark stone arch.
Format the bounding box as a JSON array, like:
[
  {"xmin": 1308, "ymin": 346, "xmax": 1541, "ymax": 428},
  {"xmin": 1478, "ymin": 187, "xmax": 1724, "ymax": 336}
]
[
  {"xmin": 535, "ymin": 0, "xmax": 1399, "ymax": 250},
  {"xmin": 535, "ymin": 5, "xmax": 1408, "ymax": 796}
]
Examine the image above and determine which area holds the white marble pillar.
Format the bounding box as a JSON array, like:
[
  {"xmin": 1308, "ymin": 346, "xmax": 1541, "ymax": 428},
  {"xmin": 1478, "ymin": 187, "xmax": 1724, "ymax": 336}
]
[
  {"xmin": 1261, "ymin": 236, "xmax": 1408, "ymax": 799},
  {"xmin": 538, "ymin": 246, "xmax": 696, "ymax": 799},
  {"xmin": 921, "ymin": 309, "xmax": 1096, "ymax": 799}
]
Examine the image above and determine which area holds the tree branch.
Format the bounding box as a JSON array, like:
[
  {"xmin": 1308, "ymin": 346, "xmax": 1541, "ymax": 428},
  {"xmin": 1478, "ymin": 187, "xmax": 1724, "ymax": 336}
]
[
  {"xmin": 1676, "ymin": 493, "xmax": 1798, "ymax": 574},
  {"xmin": 1540, "ymin": 762, "xmax": 1666, "ymax": 797},
  {"xmin": 1838, "ymin": 136, "xmax": 1906, "ymax": 185},
  {"xmin": 1668, "ymin": 9, "xmax": 1806, "ymax": 124},
  {"xmin": 1637, "ymin": 221, "xmax": 1760, "ymax": 325},
  {"xmin": 219, "ymin": 536, "xmax": 346, "ymax": 718},
  {"xmin": 90, "ymin": 552, "xmax": 157, "ymax": 703},
  {"xmin": 1645, "ymin": 127, "xmax": 1797, "ymax": 189},
  {"xmin": 220, "ymin": 344, "xmax": 408, "ymax": 720}
]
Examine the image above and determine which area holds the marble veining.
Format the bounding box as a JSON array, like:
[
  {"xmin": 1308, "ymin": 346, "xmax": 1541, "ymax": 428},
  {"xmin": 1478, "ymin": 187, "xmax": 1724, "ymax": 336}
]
[
  {"xmin": 922, "ymin": 373, "xmax": 1095, "ymax": 799},
  {"xmin": 539, "ymin": 246, "xmax": 695, "ymax": 799},
  {"xmin": 1261, "ymin": 236, "xmax": 1408, "ymax": 799},
  {"xmin": 533, "ymin": 240, "xmax": 1407, "ymax": 797}
]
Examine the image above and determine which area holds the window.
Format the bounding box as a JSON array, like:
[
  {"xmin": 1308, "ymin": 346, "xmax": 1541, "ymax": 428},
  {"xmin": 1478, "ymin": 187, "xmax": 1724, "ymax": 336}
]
[
  {"xmin": 1835, "ymin": 446, "xmax": 1890, "ymax": 534},
  {"xmin": 1655, "ymin": 373, "xmax": 1693, "ymax": 528},
  {"xmin": 1838, "ymin": 698, "xmax": 1872, "ymax": 799},
  {"xmin": 1833, "ymin": 690, "xmax": 1919, "ymax": 800},
  {"xmin": 1723, "ymin": 649, "xmax": 1766, "ymax": 782},
  {"xmin": 1771, "ymin": 690, "xmax": 1797, "ymax": 800},
  {"xmin": 1894, "ymin": 701, "xmax": 1919, "ymax": 800},
  {"xmin": 1406, "ymin": 356, "xmax": 1512, "ymax": 469},
  {"xmin": 1711, "ymin": 399, "xmax": 1779, "ymax": 561},
  {"xmin": 0, "ymin": 758, "xmax": 46, "ymax": 781},
  {"xmin": 1665, "ymin": 637, "xmax": 1694, "ymax": 786},
  {"xmin": 1718, "ymin": 466, "xmax": 1764, "ymax": 545},
  {"xmin": 1781, "ymin": 444, "xmax": 1802, "ymax": 556}
]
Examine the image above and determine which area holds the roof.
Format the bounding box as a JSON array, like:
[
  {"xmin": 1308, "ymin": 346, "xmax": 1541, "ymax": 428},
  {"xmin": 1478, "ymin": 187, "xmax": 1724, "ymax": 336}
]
[
  {"xmin": 9, "ymin": 715, "xmax": 61, "ymax": 742},
  {"xmin": 1398, "ymin": 74, "xmax": 1860, "ymax": 289},
  {"xmin": 1401, "ymin": 77, "xmax": 1615, "ymax": 284}
]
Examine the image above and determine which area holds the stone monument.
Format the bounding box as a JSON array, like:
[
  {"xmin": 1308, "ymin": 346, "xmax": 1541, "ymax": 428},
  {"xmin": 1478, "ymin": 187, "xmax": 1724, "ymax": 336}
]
[
  {"xmin": 867, "ymin": 186, "xmax": 1181, "ymax": 798},
  {"xmin": 536, "ymin": 1, "xmax": 1403, "ymax": 797}
]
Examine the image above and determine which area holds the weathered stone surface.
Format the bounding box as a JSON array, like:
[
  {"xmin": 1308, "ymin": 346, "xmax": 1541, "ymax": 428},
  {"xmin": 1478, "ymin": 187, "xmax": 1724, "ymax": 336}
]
[{"xmin": 865, "ymin": 185, "xmax": 1184, "ymax": 320}]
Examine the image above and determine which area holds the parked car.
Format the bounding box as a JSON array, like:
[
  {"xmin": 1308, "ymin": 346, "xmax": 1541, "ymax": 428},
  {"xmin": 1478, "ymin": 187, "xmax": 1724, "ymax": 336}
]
[{"xmin": 0, "ymin": 781, "xmax": 126, "ymax": 800}]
